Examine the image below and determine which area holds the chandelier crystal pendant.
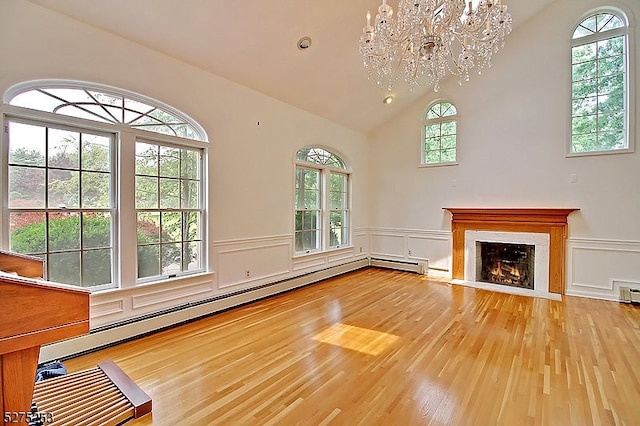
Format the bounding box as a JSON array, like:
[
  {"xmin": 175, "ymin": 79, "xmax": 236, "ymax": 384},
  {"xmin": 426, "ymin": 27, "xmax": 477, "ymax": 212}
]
[{"xmin": 359, "ymin": 0, "xmax": 512, "ymax": 91}]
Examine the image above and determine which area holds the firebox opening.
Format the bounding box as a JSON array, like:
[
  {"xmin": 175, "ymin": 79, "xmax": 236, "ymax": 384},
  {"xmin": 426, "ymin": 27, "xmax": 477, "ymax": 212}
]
[{"xmin": 476, "ymin": 242, "xmax": 535, "ymax": 290}]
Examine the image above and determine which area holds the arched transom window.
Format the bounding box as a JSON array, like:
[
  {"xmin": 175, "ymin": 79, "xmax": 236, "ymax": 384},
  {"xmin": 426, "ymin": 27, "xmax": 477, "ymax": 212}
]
[{"xmin": 7, "ymin": 81, "xmax": 207, "ymax": 141}]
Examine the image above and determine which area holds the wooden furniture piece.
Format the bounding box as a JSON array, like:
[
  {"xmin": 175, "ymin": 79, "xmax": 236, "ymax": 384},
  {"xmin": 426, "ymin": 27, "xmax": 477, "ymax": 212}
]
[
  {"xmin": 444, "ymin": 208, "xmax": 579, "ymax": 294},
  {"xmin": 32, "ymin": 360, "xmax": 152, "ymax": 425},
  {"xmin": 0, "ymin": 250, "xmax": 151, "ymax": 425},
  {"xmin": 0, "ymin": 251, "xmax": 90, "ymax": 424}
]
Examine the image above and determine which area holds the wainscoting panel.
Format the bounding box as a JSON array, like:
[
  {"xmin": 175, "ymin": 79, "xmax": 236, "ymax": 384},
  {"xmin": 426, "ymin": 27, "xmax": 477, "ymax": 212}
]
[
  {"xmin": 217, "ymin": 241, "xmax": 291, "ymax": 289},
  {"xmin": 407, "ymin": 233, "xmax": 450, "ymax": 271},
  {"xmin": 90, "ymin": 299, "xmax": 124, "ymax": 319},
  {"xmin": 132, "ymin": 280, "xmax": 215, "ymax": 309},
  {"xmin": 370, "ymin": 232, "xmax": 406, "ymax": 259},
  {"xmin": 566, "ymin": 238, "xmax": 640, "ymax": 300},
  {"xmin": 353, "ymin": 231, "xmax": 369, "ymax": 256},
  {"xmin": 370, "ymin": 228, "xmax": 451, "ymax": 275}
]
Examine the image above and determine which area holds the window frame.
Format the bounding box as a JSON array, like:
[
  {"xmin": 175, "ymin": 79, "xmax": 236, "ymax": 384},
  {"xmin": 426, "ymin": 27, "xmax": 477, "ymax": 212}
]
[
  {"xmin": 4, "ymin": 117, "xmax": 117, "ymax": 291},
  {"xmin": 1, "ymin": 81, "xmax": 209, "ymax": 291},
  {"xmin": 421, "ymin": 100, "xmax": 459, "ymax": 167},
  {"xmin": 134, "ymin": 138, "xmax": 205, "ymax": 282},
  {"xmin": 568, "ymin": 7, "xmax": 635, "ymax": 157},
  {"xmin": 294, "ymin": 147, "xmax": 351, "ymax": 256}
]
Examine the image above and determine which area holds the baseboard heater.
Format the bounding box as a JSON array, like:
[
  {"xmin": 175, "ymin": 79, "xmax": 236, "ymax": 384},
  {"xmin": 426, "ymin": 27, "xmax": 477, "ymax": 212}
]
[
  {"xmin": 620, "ymin": 287, "xmax": 640, "ymax": 304},
  {"xmin": 369, "ymin": 258, "xmax": 426, "ymax": 274}
]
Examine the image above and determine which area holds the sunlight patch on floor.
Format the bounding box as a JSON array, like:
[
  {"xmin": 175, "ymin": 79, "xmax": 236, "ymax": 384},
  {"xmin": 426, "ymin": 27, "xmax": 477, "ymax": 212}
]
[{"xmin": 313, "ymin": 323, "xmax": 399, "ymax": 356}]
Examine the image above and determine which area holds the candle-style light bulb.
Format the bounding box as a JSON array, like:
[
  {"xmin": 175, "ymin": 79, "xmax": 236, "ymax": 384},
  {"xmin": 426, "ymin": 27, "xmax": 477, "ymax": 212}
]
[{"xmin": 366, "ymin": 11, "xmax": 371, "ymax": 29}]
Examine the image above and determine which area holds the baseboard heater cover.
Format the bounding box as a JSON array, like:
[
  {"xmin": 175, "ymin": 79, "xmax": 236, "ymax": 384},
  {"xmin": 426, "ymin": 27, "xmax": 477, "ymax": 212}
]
[
  {"xmin": 369, "ymin": 258, "xmax": 426, "ymax": 274},
  {"xmin": 620, "ymin": 286, "xmax": 640, "ymax": 304}
]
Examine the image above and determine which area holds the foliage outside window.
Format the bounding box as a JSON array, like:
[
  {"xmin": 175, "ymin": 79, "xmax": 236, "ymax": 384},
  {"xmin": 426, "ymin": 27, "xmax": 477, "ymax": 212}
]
[
  {"xmin": 571, "ymin": 10, "xmax": 628, "ymax": 154},
  {"xmin": 294, "ymin": 167, "xmax": 320, "ymax": 252},
  {"xmin": 423, "ymin": 101, "xmax": 457, "ymax": 165},
  {"xmin": 3, "ymin": 81, "xmax": 207, "ymax": 290},
  {"xmin": 295, "ymin": 147, "xmax": 350, "ymax": 254},
  {"xmin": 7, "ymin": 120, "xmax": 114, "ymax": 287},
  {"xmin": 135, "ymin": 142, "xmax": 203, "ymax": 279}
]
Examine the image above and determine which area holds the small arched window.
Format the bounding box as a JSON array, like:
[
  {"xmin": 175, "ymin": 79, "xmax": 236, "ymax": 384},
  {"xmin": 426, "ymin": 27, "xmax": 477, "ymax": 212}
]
[
  {"xmin": 423, "ymin": 101, "xmax": 457, "ymax": 165},
  {"xmin": 294, "ymin": 147, "xmax": 350, "ymax": 253},
  {"xmin": 570, "ymin": 9, "xmax": 630, "ymax": 154}
]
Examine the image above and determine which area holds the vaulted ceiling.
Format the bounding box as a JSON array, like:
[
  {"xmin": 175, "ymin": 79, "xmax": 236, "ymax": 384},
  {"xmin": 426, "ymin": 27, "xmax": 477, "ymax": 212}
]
[{"xmin": 28, "ymin": 0, "xmax": 556, "ymax": 135}]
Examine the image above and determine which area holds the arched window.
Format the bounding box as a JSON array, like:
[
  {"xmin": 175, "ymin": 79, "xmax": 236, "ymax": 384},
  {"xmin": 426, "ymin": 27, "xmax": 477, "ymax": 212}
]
[
  {"xmin": 423, "ymin": 101, "xmax": 457, "ymax": 165},
  {"xmin": 295, "ymin": 147, "xmax": 350, "ymax": 254},
  {"xmin": 6, "ymin": 80, "xmax": 207, "ymax": 141},
  {"xmin": 570, "ymin": 9, "xmax": 631, "ymax": 154},
  {"xmin": 2, "ymin": 81, "xmax": 208, "ymax": 290}
]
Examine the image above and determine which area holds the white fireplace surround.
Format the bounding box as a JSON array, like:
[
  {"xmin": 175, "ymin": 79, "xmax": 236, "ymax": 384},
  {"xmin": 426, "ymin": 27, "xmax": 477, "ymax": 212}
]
[{"xmin": 452, "ymin": 230, "xmax": 560, "ymax": 300}]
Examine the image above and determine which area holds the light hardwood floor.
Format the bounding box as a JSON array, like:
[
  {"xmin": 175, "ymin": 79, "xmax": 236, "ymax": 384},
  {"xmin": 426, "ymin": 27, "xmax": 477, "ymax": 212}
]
[{"xmin": 64, "ymin": 268, "xmax": 640, "ymax": 425}]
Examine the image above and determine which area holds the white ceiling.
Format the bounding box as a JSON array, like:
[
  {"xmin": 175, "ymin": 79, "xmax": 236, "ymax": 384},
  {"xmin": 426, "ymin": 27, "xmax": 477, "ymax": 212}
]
[{"xmin": 27, "ymin": 0, "xmax": 556, "ymax": 135}]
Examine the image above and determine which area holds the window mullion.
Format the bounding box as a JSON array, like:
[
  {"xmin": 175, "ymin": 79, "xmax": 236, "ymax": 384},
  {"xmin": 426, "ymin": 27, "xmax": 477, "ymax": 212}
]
[
  {"xmin": 321, "ymin": 166, "xmax": 329, "ymax": 251},
  {"xmin": 119, "ymin": 131, "xmax": 137, "ymax": 287}
]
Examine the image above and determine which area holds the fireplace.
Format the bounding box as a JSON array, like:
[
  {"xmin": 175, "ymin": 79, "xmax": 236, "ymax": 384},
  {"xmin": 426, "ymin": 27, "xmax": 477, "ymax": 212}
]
[
  {"xmin": 476, "ymin": 241, "xmax": 535, "ymax": 289},
  {"xmin": 444, "ymin": 208, "xmax": 578, "ymax": 295},
  {"xmin": 464, "ymin": 230, "xmax": 549, "ymax": 296}
]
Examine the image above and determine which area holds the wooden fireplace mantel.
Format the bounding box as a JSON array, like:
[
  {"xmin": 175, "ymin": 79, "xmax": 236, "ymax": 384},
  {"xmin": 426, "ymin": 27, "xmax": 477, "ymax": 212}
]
[{"xmin": 444, "ymin": 208, "xmax": 579, "ymax": 294}]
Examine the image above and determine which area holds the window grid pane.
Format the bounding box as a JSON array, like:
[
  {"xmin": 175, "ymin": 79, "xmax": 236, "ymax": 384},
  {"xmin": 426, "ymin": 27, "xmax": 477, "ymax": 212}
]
[
  {"xmin": 135, "ymin": 141, "xmax": 203, "ymax": 279},
  {"xmin": 424, "ymin": 118, "xmax": 457, "ymax": 165},
  {"xmin": 329, "ymin": 173, "xmax": 349, "ymax": 248},
  {"xmin": 571, "ymin": 12, "xmax": 628, "ymax": 154},
  {"xmin": 7, "ymin": 121, "xmax": 114, "ymax": 288}
]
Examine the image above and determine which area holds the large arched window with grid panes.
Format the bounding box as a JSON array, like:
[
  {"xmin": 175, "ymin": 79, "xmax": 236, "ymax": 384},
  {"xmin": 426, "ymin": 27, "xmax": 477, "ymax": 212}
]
[
  {"xmin": 423, "ymin": 101, "xmax": 457, "ymax": 165},
  {"xmin": 570, "ymin": 9, "xmax": 632, "ymax": 155},
  {"xmin": 295, "ymin": 147, "xmax": 350, "ymax": 254},
  {"xmin": 2, "ymin": 80, "xmax": 208, "ymax": 290}
]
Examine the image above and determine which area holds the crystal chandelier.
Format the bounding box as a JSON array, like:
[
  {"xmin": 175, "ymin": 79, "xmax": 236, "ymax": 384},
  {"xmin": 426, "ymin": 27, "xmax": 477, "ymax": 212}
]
[{"xmin": 359, "ymin": 0, "xmax": 512, "ymax": 91}]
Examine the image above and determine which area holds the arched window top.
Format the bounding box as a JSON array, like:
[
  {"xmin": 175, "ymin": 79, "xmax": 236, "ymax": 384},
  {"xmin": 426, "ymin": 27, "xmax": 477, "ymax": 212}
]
[
  {"xmin": 426, "ymin": 101, "xmax": 457, "ymax": 120},
  {"xmin": 296, "ymin": 147, "xmax": 347, "ymax": 169},
  {"xmin": 572, "ymin": 10, "xmax": 626, "ymax": 40},
  {"xmin": 5, "ymin": 80, "xmax": 207, "ymax": 141}
]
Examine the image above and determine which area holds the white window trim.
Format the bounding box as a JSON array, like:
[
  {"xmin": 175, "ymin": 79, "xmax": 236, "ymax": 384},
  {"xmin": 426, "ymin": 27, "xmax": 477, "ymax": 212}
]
[{"xmin": 566, "ymin": 6, "xmax": 636, "ymax": 158}]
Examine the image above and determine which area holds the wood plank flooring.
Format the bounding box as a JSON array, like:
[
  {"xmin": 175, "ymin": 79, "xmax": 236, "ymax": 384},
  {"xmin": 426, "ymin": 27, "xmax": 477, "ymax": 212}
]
[{"xmin": 63, "ymin": 268, "xmax": 640, "ymax": 425}]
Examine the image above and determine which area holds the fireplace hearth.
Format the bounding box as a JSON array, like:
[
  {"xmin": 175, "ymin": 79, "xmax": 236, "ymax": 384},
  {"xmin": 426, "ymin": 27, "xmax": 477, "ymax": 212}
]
[{"xmin": 476, "ymin": 242, "xmax": 535, "ymax": 289}]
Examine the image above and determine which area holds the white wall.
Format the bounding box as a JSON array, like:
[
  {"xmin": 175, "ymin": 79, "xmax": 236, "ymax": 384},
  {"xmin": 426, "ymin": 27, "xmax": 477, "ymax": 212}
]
[
  {"xmin": 0, "ymin": 1, "xmax": 370, "ymax": 337},
  {"xmin": 368, "ymin": 0, "xmax": 640, "ymax": 300}
]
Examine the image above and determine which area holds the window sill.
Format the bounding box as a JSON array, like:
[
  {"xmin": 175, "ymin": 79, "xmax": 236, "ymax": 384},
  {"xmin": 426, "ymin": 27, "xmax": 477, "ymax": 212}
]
[
  {"xmin": 566, "ymin": 147, "xmax": 634, "ymax": 158},
  {"xmin": 419, "ymin": 162, "xmax": 459, "ymax": 168},
  {"xmin": 293, "ymin": 245, "xmax": 354, "ymax": 260},
  {"xmin": 95, "ymin": 271, "xmax": 215, "ymax": 294}
]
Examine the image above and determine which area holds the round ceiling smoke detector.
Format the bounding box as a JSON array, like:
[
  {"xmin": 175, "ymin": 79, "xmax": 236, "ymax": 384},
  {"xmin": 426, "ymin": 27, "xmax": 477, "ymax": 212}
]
[{"xmin": 297, "ymin": 37, "xmax": 312, "ymax": 50}]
